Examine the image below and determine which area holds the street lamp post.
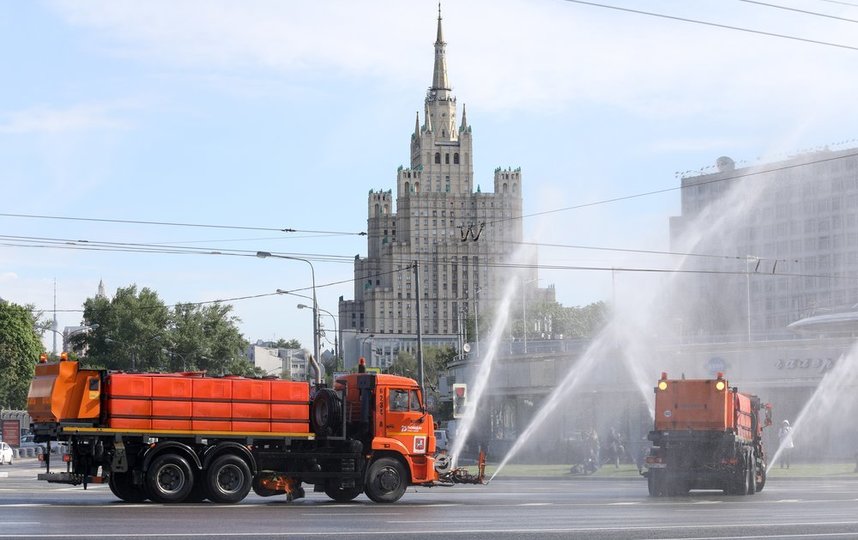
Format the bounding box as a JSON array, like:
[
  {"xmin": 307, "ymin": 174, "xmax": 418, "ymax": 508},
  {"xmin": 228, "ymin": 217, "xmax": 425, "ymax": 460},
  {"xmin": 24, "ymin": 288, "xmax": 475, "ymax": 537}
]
[
  {"xmin": 298, "ymin": 303, "xmax": 338, "ymax": 368},
  {"xmin": 361, "ymin": 334, "xmax": 375, "ymax": 367},
  {"xmin": 106, "ymin": 335, "xmax": 160, "ymax": 372},
  {"xmin": 46, "ymin": 324, "xmax": 99, "ymax": 353},
  {"xmin": 257, "ymin": 251, "xmax": 320, "ymax": 374}
]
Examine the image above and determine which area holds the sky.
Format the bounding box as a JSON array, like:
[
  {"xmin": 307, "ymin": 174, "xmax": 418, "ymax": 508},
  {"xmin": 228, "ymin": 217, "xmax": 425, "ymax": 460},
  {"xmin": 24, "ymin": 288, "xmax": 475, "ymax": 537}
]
[{"xmin": 4, "ymin": 0, "xmax": 858, "ymax": 354}]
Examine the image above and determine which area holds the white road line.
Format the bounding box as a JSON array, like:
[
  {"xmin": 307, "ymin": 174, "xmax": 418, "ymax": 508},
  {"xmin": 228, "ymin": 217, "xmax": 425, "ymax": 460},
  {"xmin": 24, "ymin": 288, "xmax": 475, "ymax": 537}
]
[{"xmin": 518, "ymin": 502, "xmax": 552, "ymax": 506}]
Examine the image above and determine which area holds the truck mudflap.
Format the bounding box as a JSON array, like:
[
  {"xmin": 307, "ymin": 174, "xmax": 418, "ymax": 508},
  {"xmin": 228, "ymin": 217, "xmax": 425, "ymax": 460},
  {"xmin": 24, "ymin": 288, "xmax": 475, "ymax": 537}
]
[{"xmin": 37, "ymin": 472, "xmax": 105, "ymax": 487}]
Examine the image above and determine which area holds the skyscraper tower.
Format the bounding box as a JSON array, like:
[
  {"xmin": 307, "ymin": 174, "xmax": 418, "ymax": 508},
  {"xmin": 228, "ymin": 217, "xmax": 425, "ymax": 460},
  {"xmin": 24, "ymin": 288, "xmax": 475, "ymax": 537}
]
[{"xmin": 339, "ymin": 8, "xmax": 530, "ymax": 369}]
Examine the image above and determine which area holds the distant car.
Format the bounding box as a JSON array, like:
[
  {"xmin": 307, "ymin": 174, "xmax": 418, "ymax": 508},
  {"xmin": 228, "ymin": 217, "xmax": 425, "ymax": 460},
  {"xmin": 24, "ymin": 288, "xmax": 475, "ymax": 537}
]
[
  {"xmin": 434, "ymin": 429, "xmax": 449, "ymax": 453},
  {"xmin": 0, "ymin": 442, "xmax": 13, "ymax": 465}
]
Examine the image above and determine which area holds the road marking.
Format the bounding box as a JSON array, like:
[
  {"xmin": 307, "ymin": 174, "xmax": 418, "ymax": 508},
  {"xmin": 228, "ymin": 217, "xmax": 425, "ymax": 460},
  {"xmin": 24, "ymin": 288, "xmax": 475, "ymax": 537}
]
[
  {"xmin": 609, "ymin": 501, "xmax": 641, "ymax": 505},
  {"xmin": 518, "ymin": 502, "xmax": 552, "ymax": 506},
  {"xmin": 4, "ymin": 522, "xmax": 41, "ymax": 525}
]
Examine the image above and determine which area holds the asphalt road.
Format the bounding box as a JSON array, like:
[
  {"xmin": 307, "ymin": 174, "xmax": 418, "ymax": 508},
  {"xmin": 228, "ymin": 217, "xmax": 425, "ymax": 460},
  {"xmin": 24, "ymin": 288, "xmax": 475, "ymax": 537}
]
[{"xmin": 2, "ymin": 459, "xmax": 858, "ymax": 539}]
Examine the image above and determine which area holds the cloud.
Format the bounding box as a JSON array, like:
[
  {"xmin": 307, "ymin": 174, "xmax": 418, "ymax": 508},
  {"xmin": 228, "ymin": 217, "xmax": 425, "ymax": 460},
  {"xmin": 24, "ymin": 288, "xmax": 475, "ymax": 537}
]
[
  {"xmin": 44, "ymin": 0, "xmax": 858, "ymax": 125},
  {"xmin": 0, "ymin": 102, "xmax": 131, "ymax": 134}
]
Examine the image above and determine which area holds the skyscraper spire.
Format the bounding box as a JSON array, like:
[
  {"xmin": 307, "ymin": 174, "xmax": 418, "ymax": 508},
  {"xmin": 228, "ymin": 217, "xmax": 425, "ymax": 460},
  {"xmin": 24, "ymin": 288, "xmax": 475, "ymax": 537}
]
[
  {"xmin": 460, "ymin": 103, "xmax": 468, "ymax": 131},
  {"xmin": 431, "ymin": 4, "xmax": 450, "ymax": 92},
  {"xmin": 415, "ymin": 111, "xmax": 420, "ymax": 136}
]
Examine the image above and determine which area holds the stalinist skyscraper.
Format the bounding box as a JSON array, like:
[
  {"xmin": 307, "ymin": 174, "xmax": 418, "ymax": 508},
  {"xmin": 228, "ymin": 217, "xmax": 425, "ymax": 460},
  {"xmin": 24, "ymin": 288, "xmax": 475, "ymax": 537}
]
[{"xmin": 339, "ymin": 8, "xmax": 532, "ymax": 369}]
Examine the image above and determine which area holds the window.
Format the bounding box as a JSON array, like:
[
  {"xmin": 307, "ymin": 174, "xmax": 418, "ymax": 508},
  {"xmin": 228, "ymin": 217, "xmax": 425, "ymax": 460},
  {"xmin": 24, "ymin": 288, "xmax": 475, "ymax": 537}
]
[
  {"xmin": 435, "ymin": 153, "xmax": 441, "ymax": 164},
  {"xmin": 409, "ymin": 390, "xmax": 422, "ymax": 411},
  {"xmin": 390, "ymin": 389, "xmax": 410, "ymax": 412},
  {"xmin": 454, "ymin": 153, "xmax": 460, "ymax": 164}
]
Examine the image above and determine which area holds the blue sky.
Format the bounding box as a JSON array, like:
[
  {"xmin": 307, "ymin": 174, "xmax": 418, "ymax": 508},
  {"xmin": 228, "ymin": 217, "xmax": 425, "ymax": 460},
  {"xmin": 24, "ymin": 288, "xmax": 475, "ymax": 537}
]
[{"xmin": 4, "ymin": 0, "xmax": 858, "ymax": 353}]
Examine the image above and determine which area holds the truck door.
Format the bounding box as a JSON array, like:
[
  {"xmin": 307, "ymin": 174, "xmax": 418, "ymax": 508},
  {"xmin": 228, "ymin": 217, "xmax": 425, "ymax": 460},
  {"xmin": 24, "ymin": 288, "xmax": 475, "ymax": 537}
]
[{"xmin": 385, "ymin": 387, "xmax": 428, "ymax": 455}]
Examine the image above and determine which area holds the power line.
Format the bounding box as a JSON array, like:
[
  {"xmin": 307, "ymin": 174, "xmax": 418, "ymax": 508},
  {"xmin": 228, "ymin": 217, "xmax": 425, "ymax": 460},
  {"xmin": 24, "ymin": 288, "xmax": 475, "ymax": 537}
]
[
  {"xmin": 813, "ymin": 0, "xmax": 858, "ymax": 8},
  {"xmin": 486, "ymin": 148, "xmax": 858, "ymax": 227},
  {"xmin": 0, "ymin": 212, "xmax": 366, "ymax": 237},
  {"xmin": 563, "ymin": 0, "xmax": 858, "ymax": 51},
  {"xmin": 740, "ymin": 0, "xmax": 858, "ymax": 23}
]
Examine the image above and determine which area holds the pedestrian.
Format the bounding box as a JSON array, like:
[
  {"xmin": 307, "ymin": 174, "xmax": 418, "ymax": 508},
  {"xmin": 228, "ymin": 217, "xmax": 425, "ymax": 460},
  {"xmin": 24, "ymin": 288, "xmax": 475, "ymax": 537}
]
[
  {"xmin": 608, "ymin": 427, "xmax": 624, "ymax": 468},
  {"xmin": 778, "ymin": 420, "xmax": 794, "ymax": 468}
]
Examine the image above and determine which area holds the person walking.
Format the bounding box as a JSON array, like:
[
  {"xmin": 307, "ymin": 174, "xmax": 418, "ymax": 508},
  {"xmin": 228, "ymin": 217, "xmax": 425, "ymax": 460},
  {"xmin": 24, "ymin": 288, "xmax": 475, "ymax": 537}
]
[{"xmin": 778, "ymin": 420, "xmax": 794, "ymax": 468}]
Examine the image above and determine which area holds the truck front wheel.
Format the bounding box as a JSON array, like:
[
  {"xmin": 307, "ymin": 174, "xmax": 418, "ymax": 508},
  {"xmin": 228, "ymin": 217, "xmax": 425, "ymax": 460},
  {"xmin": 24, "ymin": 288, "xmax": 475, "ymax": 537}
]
[
  {"xmin": 365, "ymin": 457, "xmax": 408, "ymax": 503},
  {"xmin": 108, "ymin": 471, "xmax": 147, "ymax": 503},
  {"xmin": 206, "ymin": 454, "xmax": 252, "ymax": 504},
  {"xmin": 146, "ymin": 454, "xmax": 194, "ymax": 503}
]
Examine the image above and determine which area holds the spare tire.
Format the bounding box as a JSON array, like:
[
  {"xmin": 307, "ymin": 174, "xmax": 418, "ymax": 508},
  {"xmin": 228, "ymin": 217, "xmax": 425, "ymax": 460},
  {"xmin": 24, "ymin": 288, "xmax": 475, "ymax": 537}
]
[{"xmin": 310, "ymin": 388, "xmax": 342, "ymax": 437}]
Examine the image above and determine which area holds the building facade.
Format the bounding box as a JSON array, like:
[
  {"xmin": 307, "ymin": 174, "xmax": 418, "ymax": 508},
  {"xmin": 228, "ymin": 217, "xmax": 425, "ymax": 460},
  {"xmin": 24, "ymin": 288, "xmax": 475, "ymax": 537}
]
[
  {"xmin": 339, "ymin": 10, "xmax": 532, "ymax": 369},
  {"xmin": 669, "ymin": 148, "xmax": 858, "ymax": 340}
]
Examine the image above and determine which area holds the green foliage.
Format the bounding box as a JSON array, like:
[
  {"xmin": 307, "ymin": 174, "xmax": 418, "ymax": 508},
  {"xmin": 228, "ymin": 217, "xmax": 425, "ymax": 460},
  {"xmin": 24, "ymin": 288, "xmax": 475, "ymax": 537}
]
[
  {"xmin": 72, "ymin": 285, "xmax": 251, "ymax": 375},
  {"xmin": 274, "ymin": 338, "xmax": 302, "ymax": 349},
  {"xmin": 387, "ymin": 346, "xmax": 455, "ymax": 415},
  {"xmin": 0, "ymin": 301, "xmax": 43, "ymax": 409}
]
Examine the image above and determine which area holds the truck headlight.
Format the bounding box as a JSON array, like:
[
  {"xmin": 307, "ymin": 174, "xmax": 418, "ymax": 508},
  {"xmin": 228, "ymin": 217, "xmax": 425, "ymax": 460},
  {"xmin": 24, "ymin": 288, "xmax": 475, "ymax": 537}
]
[
  {"xmin": 715, "ymin": 380, "xmax": 726, "ymax": 391},
  {"xmin": 657, "ymin": 381, "xmax": 668, "ymax": 391}
]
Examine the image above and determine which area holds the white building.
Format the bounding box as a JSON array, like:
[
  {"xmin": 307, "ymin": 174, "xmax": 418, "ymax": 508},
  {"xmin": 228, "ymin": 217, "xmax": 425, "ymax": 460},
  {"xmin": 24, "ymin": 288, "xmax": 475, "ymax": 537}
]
[{"xmin": 670, "ymin": 148, "xmax": 858, "ymax": 339}]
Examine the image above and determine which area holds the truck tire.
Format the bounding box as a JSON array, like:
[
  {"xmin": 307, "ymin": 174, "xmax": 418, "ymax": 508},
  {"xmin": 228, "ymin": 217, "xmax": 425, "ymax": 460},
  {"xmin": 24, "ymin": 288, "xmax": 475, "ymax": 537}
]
[
  {"xmin": 324, "ymin": 480, "xmax": 362, "ymax": 502},
  {"xmin": 756, "ymin": 465, "xmax": 766, "ymax": 492},
  {"xmin": 108, "ymin": 471, "xmax": 147, "ymax": 503},
  {"xmin": 365, "ymin": 457, "xmax": 408, "ymax": 503},
  {"xmin": 146, "ymin": 453, "xmax": 194, "ymax": 503},
  {"xmin": 746, "ymin": 451, "xmax": 757, "ymax": 495},
  {"xmin": 310, "ymin": 388, "xmax": 342, "ymax": 437},
  {"xmin": 647, "ymin": 470, "xmax": 665, "ymax": 497},
  {"xmin": 728, "ymin": 461, "xmax": 751, "ymax": 496},
  {"xmin": 205, "ymin": 454, "xmax": 252, "ymax": 504}
]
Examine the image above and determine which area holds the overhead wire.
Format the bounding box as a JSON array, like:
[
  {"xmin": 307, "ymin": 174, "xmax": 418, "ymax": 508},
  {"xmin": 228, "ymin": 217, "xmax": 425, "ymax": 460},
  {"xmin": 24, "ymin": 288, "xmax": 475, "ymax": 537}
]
[
  {"xmin": 0, "ymin": 212, "xmax": 366, "ymax": 237},
  {"xmin": 563, "ymin": 0, "xmax": 858, "ymax": 51},
  {"xmin": 739, "ymin": 0, "xmax": 858, "ymax": 23}
]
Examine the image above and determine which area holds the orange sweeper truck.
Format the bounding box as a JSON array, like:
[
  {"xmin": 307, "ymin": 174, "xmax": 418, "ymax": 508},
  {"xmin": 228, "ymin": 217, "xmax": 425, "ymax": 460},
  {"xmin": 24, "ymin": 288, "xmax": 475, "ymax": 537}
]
[
  {"xmin": 27, "ymin": 357, "xmax": 484, "ymax": 504},
  {"xmin": 643, "ymin": 372, "xmax": 771, "ymax": 496}
]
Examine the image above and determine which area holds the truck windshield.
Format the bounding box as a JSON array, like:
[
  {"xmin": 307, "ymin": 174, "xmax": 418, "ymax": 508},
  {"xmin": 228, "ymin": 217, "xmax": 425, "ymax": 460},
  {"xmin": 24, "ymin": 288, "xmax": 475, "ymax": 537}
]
[{"xmin": 389, "ymin": 389, "xmax": 422, "ymax": 412}]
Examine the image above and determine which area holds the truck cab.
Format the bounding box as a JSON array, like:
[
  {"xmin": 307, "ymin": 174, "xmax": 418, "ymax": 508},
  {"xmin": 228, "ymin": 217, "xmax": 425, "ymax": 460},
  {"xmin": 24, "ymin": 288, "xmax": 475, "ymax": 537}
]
[{"xmin": 330, "ymin": 373, "xmax": 437, "ymax": 499}]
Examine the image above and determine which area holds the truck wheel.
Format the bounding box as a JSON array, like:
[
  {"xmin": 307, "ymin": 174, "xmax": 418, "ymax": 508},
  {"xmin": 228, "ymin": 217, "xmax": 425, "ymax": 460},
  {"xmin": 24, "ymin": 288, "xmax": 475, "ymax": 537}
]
[
  {"xmin": 365, "ymin": 457, "xmax": 408, "ymax": 503},
  {"xmin": 324, "ymin": 480, "xmax": 362, "ymax": 502},
  {"xmin": 310, "ymin": 388, "xmax": 342, "ymax": 437},
  {"xmin": 108, "ymin": 471, "xmax": 148, "ymax": 503},
  {"xmin": 647, "ymin": 471, "xmax": 665, "ymax": 497},
  {"xmin": 748, "ymin": 454, "xmax": 757, "ymax": 495},
  {"xmin": 756, "ymin": 466, "xmax": 766, "ymax": 492},
  {"xmin": 205, "ymin": 454, "xmax": 252, "ymax": 504},
  {"xmin": 146, "ymin": 454, "xmax": 194, "ymax": 503},
  {"xmin": 729, "ymin": 463, "xmax": 750, "ymax": 496}
]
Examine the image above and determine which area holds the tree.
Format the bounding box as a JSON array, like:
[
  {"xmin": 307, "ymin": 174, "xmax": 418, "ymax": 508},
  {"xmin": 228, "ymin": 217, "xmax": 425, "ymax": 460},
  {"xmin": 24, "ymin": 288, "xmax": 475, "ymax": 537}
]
[
  {"xmin": 72, "ymin": 285, "xmax": 252, "ymax": 375},
  {"xmin": 388, "ymin": 346, "xmax": 456, "ymax": 415},
  {"xmin": 75, "ymin": 285, "xmax": 170, "ymax": 371},
  {"xmin": 0, "ymin": 300, "xmax": 42, "ymax": 409},
  {"xmin": 169, "ymin": 302, "xmax": 251, "ymax": 375},
  {"xmin": 274, "ymin": 338, "xmax": 302, "ymax": 349}
]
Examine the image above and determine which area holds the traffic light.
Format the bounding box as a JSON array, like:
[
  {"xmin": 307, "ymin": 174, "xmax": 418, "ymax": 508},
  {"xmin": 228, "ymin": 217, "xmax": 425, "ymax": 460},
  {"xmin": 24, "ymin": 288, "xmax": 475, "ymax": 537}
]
[
  {"xmin": 452, "ymin": 383, "xmax": 467, "ymax": 418},
  {"xmin": 38, "ymin": 352, "xmax": 48, "ymax": 364}
]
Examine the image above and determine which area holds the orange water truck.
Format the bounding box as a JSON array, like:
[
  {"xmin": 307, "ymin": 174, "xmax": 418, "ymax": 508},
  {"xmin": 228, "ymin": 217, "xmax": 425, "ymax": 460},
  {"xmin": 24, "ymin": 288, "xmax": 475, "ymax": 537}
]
[
  {"xmin": 27, "ymin": 356, "xmax": 484, "ymax": 504},
  {"xmin": 643, "ymin": 372, "xmax": 772, "ymax": 496}
]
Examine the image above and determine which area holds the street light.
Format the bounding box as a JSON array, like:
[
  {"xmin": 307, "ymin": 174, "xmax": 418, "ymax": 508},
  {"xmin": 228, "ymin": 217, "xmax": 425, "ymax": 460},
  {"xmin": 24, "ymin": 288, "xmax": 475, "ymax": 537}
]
[
  {"xmin": 257, "ymin": 251, "xmax": 320, "ymax": 378},
  {"xmin": 297, "ymin": 303, "xmax": 338, "ymax": 368},
  {"xmin": 106, "ymin": 335, "xmax": 160, "ymax": 371},
  {"xmin": 361, "ymin": 334, "xmax": 375, "ymax": 367},
  {"xmin": 46, "ymin": 324, "xmax": 99, "ymax": 353},
  {"xmin": 522, "ymin": 277, "xmax": 540, "ymax": 354}
]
